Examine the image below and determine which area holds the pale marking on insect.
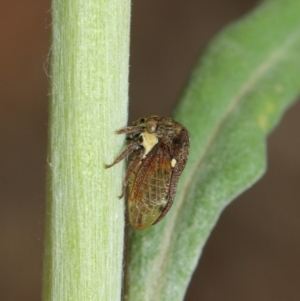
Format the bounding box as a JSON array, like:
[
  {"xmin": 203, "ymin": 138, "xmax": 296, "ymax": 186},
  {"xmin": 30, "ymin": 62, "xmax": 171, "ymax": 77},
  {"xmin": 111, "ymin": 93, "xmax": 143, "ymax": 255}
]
[
  {"xmin": 160, "ymin": 198, "xmax": 168, "ymax": 206},
  {"xmin": 141, "ymin": 132, "xmax": 158, "ymax": 158},
  {"xmin": 171, "ymin": 158, "xmax": 177, "ymax": 168}
]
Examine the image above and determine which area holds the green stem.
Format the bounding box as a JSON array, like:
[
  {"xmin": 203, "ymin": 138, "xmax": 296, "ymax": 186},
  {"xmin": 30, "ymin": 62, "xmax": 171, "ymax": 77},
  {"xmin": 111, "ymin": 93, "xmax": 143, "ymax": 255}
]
[{"xmin": 43, "ymin": 1, "xmax": 131, "ymax": 300}]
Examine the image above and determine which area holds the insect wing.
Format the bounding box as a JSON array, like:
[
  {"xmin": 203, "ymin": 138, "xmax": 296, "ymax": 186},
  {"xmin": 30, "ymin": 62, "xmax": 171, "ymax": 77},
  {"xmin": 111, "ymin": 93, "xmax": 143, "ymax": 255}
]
[{"xmin": 128, "ymin": 142, "xmax": 172, "ymax": 230}]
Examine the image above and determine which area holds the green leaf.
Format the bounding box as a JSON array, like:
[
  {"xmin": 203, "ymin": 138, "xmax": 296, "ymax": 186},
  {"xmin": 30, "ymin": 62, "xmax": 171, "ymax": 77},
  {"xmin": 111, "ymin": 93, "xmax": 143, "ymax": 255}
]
[{"xmin": 125, "ymin": 0, "xmax": 300, "ymax": 300}]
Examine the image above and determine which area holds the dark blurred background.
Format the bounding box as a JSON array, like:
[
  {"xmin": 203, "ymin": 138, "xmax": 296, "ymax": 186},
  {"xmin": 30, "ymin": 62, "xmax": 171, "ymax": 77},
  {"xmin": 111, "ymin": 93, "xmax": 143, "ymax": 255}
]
[{"xmin": 1, "ymin": 0, "xmax": 300, "ymax": 300}]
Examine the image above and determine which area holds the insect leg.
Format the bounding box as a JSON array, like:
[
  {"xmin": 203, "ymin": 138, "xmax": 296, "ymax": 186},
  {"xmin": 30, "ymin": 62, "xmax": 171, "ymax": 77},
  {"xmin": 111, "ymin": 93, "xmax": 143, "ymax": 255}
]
[
  {"xmin": 116, "ymin": 126, "xmax": 143, "ymax": 135},
  {"xmin": 105, "ymin": 140, "xmax": 140, "ymax": 169}
]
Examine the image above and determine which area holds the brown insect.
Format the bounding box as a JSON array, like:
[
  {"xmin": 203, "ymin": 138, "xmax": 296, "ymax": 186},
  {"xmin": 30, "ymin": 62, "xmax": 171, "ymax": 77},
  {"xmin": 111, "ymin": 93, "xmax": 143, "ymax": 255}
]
[{"xmin": 105, "ymin": 115, "xmax": 190, "ymax": 230}]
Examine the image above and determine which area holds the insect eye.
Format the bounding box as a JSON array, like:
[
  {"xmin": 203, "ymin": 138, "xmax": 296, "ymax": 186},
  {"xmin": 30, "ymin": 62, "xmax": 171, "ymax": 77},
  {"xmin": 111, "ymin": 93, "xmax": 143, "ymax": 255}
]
[{"xmin": 146, "ymin": 120, "xmax": 157, "ymax": 133}]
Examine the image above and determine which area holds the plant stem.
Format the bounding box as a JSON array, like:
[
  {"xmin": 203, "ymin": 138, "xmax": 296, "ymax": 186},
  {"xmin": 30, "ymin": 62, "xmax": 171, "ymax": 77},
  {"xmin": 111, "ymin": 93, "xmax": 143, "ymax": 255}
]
[{"xmin": 43, "ymin": 1, "xmax": 131, "ymax": 300}]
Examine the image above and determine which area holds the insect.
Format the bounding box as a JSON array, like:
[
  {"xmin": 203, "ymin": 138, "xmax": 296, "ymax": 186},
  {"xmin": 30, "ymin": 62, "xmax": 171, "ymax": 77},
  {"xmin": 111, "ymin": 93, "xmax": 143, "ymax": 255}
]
[{"xmin": 105, "ymin": 115, "xmax": 190, "ymax": 230}]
